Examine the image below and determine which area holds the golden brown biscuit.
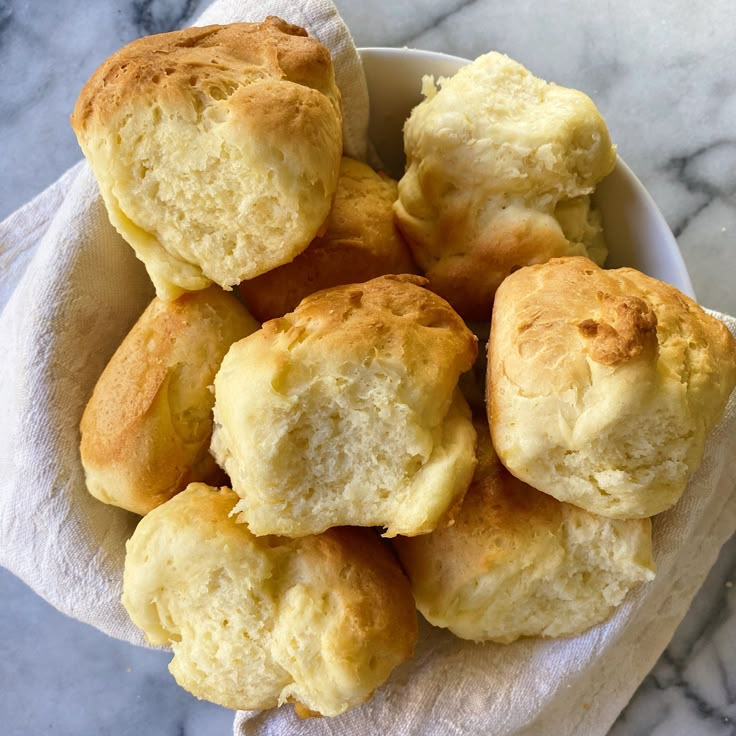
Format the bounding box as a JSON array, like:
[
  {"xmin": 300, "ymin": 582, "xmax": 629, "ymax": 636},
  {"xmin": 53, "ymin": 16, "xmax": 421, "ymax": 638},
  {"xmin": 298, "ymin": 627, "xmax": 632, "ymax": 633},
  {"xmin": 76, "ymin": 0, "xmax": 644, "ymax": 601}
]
[
  {"xmin": 211, "ymin": 274, "xmax": 478, "ymax": 537},
  {"xmin": 72, "ymin": 19, "xmax": 342, "ymax": 300},
  {"xmin": 239, "ymin": 157, "xmax": 417, "ymax": 321},
  {"xmin": 395, "ymin": 52, "xmax": 616, "ymax": 319},
  {"xmin": 393, "ymin": 419, "xmax": 655, "ymax": 643},
  {"xmin": 489, "ymin": 257, "xmax": 736, "ymax": 518},
  {"xmin": 80, "ymin": 287, "xmax": 258, "ymax": 515},
  {"xmin": 122, "ymin": 483, "xmax": 417, "ymax": 716}
]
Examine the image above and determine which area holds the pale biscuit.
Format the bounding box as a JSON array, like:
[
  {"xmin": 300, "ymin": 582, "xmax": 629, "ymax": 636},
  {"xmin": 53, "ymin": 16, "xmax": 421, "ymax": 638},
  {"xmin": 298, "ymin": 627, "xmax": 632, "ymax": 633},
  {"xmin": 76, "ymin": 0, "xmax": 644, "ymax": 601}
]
[
  {"xmin": 489, "ymin": 257, "xmax": 736, "ymax": 518},
  {"xmin": 393, "ymin": 420, "xmax": 655, "ymax": 643},
  {"xmin": 122, "ymin": 483, "xmax": 417, "ymax": 716},
  {"xmin": 395, "ymin": 52, "xmax": 616, "ymax": 319},
  {"xmin": 239, "ymin": 157, "xmax": 417, "ymax": 321},
  {"xmin": 211, "ymin": 274, "xmax": 478, "ymax": 537},
  {"xmin": 72, "ymin": 18, "xmax": 342, "ymax": 300},
  {"xmin": 80, "ymin": 287, "xmax": 258, "ymax": 515}
]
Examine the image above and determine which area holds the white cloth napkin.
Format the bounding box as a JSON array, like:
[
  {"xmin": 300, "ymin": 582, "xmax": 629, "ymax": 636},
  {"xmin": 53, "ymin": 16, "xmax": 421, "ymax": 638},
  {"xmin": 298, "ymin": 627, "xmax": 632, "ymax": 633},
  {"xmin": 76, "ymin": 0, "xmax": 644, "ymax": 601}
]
[{"xmin": 0, "ymin": 1, "xmax": 734, "ymax": 734}]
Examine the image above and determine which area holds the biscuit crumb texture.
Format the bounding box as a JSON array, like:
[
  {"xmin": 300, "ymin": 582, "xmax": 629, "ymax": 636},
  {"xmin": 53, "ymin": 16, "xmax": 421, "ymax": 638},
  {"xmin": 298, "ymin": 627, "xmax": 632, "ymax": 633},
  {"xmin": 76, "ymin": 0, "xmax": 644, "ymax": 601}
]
[
  {"xmin": 394, "ymin": 419, "xmax": 655, "ymax": 642},
  {"xmin": 395, "ymin": 52, "xmax": 616, "ymax": 319},
  {"xmin": 212, "ymin": 275, "xmax": 478, "ymax": 537},
  {"xmin": 72, "ymin": 19, "xmax": 342, "ymax": 300},
  {"xmin": 122, "ymin": 484, "xmax": 417, "ymax": 716},
  {"xmin": 489, "ymin": 257, "xmax": 736, "ymax": 518}
]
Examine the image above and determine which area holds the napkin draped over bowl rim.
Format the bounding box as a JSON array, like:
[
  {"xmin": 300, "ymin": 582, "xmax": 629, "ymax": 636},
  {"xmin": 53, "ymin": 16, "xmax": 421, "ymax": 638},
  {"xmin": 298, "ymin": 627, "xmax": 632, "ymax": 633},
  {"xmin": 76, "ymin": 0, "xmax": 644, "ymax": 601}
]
[{"xmin": 1, "ymin": 1, "xmax": 735, "ymax": 735}]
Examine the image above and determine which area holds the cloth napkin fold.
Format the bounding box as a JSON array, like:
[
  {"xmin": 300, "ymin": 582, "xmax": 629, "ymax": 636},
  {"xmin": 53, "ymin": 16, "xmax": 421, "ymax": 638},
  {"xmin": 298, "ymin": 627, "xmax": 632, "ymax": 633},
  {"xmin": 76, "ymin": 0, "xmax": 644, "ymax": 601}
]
[{"xmin": 0, "ymin": 1, "xmax": 734, "ymax": 734}]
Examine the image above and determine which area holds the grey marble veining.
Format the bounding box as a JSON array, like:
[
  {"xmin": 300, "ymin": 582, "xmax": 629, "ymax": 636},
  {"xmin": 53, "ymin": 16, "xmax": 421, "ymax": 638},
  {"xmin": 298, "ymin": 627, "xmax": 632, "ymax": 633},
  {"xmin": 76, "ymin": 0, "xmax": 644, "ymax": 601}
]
[
  {"xmin": 1, "ymin": 1, "xmax": 735, "ymax": 735},
  {"xmin": 0, "ymin": 0, "xmax": 209, "ymax": 219},
  {"xmin": 340, "ymin": 0, "xmax": 736, "ymax": 317},
  {"xmin": 611, "ymin": 535, "xmax": 736, "ymax": 736}
]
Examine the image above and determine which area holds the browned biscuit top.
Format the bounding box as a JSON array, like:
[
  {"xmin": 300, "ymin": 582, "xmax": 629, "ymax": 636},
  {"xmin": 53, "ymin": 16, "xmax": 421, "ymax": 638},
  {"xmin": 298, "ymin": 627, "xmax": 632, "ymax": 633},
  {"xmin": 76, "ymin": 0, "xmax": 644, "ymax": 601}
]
[{"xmin": 72, "ymin": 17, "xmax": 339, "ymax": 132}]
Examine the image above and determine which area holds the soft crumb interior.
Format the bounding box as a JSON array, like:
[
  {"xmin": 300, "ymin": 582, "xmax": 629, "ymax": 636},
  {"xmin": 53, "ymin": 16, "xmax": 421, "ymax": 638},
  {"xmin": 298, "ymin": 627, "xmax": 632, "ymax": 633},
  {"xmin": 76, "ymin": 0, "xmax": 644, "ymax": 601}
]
[
  {"xmin": 533, "ymin": 407, "xmax": 695, "ymax": 517},
  {"xmin": 233, "ymin": 358, "xmax": 471, "ymax": 536},
  {"xmin": 83, "ymin": 65, "xmax": 340, "ymax": 299},
  {"xmin": 108, "ymin": 92, "xmax": 318, "ymax": 287},
  {"xmin": 168, "ymin": 563, "xmax": 292, "ymax": 709},
  {"xmin": 553, "ymin": 195, "xmax": 607, "ymax": 265},
  {"xmin": 124, "ymin": 487, "xmax": 412, "ymax": 717},
  {"xmin": 270, "ymin": 367, "xmax": 428, "ymax": 501},
  {"xmin": 405, "ymin": 53, "xmax": 615, "ymax": 207}
]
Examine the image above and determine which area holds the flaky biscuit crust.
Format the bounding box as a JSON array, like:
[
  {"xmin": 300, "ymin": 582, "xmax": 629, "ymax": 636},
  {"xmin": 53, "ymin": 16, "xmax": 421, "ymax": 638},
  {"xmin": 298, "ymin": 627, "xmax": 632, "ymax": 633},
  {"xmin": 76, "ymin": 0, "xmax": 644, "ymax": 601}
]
[
  {"xmin": 122, "ymin": 484, "xmax": 417, "ymax": 715},
  {"xmin": 393, "ymin": 419, "xmax": 655, "ymax": 642},
  {"xmin": 80, "ymin": 287, "xmax": 258, "ymax": 514},
  {"xmin": 488, "ymin": 257, "xmax": 736, "ymax": 518},
  {"xmin": 72, "ymin": 18, "xmax": 342, "ymax": 299}
]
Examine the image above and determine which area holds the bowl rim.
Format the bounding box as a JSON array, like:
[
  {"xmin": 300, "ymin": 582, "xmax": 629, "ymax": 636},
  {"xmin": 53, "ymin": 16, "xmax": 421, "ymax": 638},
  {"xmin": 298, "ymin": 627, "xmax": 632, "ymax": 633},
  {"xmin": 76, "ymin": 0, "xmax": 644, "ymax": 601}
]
[{"xmin": 357, "ymin": 46, "xmax": 696, "ymax": 300}]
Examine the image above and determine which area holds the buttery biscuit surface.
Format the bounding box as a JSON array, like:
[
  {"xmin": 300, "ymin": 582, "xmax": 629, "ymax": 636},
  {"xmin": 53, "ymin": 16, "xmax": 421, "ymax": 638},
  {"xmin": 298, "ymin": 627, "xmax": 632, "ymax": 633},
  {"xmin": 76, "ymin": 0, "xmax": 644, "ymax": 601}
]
[
  {"xmin": 395, "ymin": 52, "xmax": 616, "ymax": 319},
  {"xmin": 212, "ymin": 274, "xmax": 478, "ymax": 537},
  {"xmin": 393, "ymin": 419, "xmax": 655, "ymax": 643},
  {"xmin": 488, "ymin": 256, "xmax": 736, "ymax": 518},
  {"xmin": 72, "ymin": 18, "xmax": 342, "ymax": 300},
  {"xmin": 122, "ymin": 484, "xmax": 417, "ymax": 716},
  {"xmin": 80, "ymin": 287, "xmax": 258, "ymax": 515}
]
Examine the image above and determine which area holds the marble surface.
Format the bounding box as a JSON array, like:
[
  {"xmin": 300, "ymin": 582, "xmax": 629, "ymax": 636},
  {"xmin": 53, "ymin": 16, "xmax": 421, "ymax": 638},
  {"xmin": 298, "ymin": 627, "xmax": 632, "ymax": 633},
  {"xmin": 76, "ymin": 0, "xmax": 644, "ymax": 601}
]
[{"xmin": 1, "ymin": 0, "xmax": 735, "ymax": 734}]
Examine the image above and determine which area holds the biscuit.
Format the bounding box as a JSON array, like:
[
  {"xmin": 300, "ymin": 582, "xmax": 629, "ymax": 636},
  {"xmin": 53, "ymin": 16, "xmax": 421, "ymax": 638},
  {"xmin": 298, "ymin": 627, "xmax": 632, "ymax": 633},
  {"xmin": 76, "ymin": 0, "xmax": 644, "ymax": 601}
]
[
  {"xmin": 211, "ymin": 274, "xmax": 478, "ymax": 537},
  {"xmin": 80, "ymin": 287, "xmax": 258, "ymax": 515},
  {"xmin": 72, "ymin": 18, "xmax": 342, "ymax": 300},
  {"xmin": 488, "ymin": 257, "xmax": 736, "ymax": 518},
  {"xmin": 393, "ymin": 419, "xmax": 655, "ymax": 643},
  {"xmin": 239, "ymin": 157, "xmax": 417, "ymax": 321},
  {"xmin": 394, "ymin": 52, "xmax": 616, "ymax": 319},
  {"xmin": 122, "ymin": 483, "xmax": 417, "ymax": 716}
]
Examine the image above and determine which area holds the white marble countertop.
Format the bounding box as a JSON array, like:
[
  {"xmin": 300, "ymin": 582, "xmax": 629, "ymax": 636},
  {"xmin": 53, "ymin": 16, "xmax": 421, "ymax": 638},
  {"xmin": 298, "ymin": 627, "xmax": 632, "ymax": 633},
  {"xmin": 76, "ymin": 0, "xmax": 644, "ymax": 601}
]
[{"xmin": 1, "ymin": 1, "xmax": 735, "ymax": 734}]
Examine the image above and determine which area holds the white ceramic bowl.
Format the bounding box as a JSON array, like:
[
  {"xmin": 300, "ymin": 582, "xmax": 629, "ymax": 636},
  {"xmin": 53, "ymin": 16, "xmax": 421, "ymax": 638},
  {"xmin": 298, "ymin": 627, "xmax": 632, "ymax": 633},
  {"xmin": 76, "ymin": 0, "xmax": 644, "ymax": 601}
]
[{"xmin": 358, "ymin": 47, "xmax": 695, "ymax": 298}]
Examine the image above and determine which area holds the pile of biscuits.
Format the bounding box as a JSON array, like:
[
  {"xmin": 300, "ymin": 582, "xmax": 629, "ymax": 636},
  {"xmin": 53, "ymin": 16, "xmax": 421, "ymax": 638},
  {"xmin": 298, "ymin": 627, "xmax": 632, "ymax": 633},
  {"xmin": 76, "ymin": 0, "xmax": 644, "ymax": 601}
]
[{"xmin": 72, "ymin": 17, "xmax": 736, "ymax": 718}]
